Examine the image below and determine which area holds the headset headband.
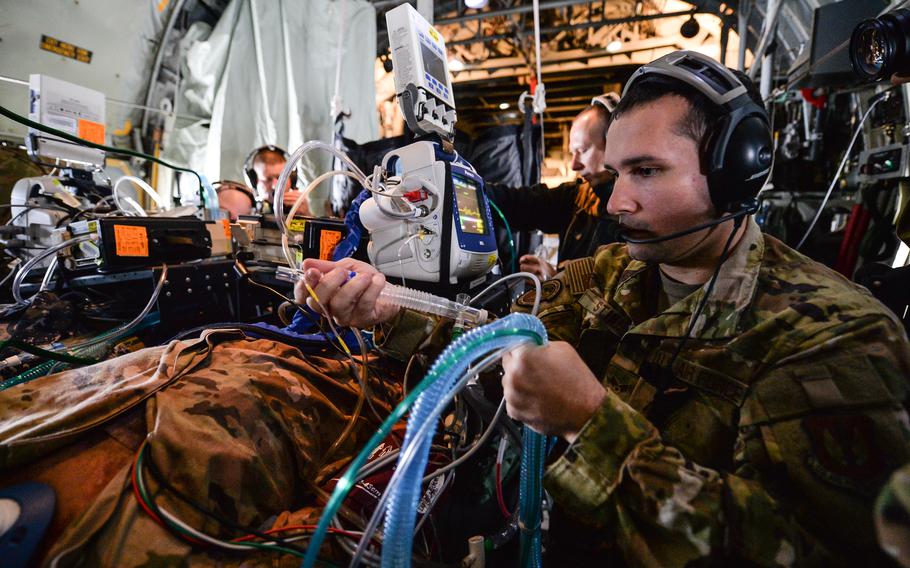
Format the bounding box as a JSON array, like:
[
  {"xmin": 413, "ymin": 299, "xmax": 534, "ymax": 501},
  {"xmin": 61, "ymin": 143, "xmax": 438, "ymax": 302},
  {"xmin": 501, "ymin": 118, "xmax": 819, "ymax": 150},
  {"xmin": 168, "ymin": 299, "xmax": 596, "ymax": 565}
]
[
  {"xmin": 591, "ymin": 92, "xmax": 621, "ymax": 113},
  {"xmin": 242, "ymin": 144, "xmax": 296, "ymax": 199},
  {"xmin": 622, "ymin": 50, "xmax": 749, "ymax": 108}
]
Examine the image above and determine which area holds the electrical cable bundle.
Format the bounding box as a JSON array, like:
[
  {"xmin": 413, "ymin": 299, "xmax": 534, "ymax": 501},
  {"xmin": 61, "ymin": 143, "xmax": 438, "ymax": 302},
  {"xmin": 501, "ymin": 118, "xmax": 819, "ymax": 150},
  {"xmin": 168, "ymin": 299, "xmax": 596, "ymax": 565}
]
[
  {"xmin": 0, "ymin": 265, "xmax": 169, "ymax": 392},
  {"xmin": 131, "ymin": 439, "xmax": 349, "ymax": 566}
]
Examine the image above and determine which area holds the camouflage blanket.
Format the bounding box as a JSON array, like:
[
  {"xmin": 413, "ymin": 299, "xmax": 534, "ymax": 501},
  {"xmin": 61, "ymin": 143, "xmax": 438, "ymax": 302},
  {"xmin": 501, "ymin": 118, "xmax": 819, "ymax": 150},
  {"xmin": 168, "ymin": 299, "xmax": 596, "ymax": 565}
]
[{"xmin": 0, "ymin": 329, "xmax": 401, "ymax": 567}]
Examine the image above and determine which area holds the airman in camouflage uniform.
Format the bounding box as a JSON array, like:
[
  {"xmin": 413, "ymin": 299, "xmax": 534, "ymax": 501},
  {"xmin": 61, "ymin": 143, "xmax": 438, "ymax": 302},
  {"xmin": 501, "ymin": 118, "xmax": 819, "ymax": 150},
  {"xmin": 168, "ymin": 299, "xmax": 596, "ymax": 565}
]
[
  {"xmin": 494, "ymin": 54, "xmax": 910, "ymax": 566},
  {"xmin": 508, "ymin": 219, "xmax": 910, "ymax": 565},
  {"xmin": 290, "ymin": 54, "xmax": 910, "ymax": 565}
]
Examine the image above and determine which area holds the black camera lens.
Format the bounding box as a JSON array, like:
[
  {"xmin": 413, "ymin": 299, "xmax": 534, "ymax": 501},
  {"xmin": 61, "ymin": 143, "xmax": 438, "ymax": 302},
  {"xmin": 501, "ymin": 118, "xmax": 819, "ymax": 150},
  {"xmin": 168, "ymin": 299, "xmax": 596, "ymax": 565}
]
[{"xmin": 850, "ymin": 9, "xmax": 910, "ymax": 81}]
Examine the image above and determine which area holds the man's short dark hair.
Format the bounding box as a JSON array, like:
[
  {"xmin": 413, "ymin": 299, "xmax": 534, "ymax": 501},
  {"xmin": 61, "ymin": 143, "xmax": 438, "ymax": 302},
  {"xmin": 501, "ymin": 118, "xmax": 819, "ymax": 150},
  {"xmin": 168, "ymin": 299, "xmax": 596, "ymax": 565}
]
[{"xmin": 611, "ymin": 68, "xmax": 764, "ymax": 148}]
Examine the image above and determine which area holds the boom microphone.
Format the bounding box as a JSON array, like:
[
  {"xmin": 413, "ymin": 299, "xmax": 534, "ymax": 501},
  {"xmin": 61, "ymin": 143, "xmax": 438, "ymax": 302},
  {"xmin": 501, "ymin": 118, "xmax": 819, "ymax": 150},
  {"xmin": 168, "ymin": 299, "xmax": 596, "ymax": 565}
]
[{"xmin": 618, "ymin": 199, "xmax": 758, "ymax": 245}]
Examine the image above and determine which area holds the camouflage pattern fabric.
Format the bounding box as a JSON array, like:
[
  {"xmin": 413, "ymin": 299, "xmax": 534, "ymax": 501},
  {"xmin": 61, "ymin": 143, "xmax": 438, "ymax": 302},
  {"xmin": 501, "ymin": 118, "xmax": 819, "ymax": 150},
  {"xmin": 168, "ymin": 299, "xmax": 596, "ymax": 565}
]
[
  {"xmin": 0, "ymin": 329, "xmax": 400, "ymax": 567},
  {"xmin": 513, "ymin": 218, "xmax": 910, "ymax": 566}
]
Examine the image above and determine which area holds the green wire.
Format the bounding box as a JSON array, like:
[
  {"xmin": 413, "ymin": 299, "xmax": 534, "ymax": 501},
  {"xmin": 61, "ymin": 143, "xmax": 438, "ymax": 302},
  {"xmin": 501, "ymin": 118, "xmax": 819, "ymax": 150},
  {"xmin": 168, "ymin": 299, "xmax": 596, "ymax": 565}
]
[
  {"xmin": 486, "ymin": 197, "xmax": 517, "ymax": 273},
  {"xmin": 0, "ymin": 339, "xmax": 97, "ymax": 366},
  {"xmin": 0, "ymin": 314, "xmax": 161, "ymax": 393},
  {"xmin": 135, "ymin": 444, "xmax": 342, "ymax": 565},
  {"xmin": 0, "ymin": 103, "xmax": 207, "ymax": 206}
]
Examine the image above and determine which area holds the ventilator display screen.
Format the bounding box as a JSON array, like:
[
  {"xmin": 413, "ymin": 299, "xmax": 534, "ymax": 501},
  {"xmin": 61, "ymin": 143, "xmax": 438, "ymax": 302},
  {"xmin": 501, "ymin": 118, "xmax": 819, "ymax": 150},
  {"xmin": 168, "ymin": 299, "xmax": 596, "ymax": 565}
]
[
  {"xmin": 454, "ymin": 176, "xmax": 485, "ymax": 235},
  {"xmin": 420, "ymin": 42, "xmax": 448, "ymax": 87}
]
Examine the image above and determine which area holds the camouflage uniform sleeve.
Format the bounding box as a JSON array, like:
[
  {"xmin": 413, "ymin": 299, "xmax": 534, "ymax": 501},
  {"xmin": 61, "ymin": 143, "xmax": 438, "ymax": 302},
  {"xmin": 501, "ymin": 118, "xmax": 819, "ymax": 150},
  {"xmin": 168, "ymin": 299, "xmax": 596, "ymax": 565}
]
[
  {"xmin": 372, "ymin": 308, "xmax": 440, "ymax": 362},
  {"xmin": 511, "ymin": 256, "xmax": 596, "ymax": 344},
  {"xmin": 545, "ymin": 314, "xmax": 910, "ymax": 566}
]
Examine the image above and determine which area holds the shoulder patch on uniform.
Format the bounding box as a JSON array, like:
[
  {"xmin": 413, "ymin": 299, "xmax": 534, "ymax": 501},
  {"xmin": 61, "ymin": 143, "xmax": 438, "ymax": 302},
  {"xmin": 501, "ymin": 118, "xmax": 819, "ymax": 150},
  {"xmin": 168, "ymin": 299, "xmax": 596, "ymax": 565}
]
[
  {"xmin": 517, "ymin": 279, "xmax": 562, "ymax": 307},
  {"xmin": 562, "ymin": 257, "xmax": 595, "ymax": 296},
  {"xmin": 803, "ymin": 414, "xmax": 888, "ymax": 495}
]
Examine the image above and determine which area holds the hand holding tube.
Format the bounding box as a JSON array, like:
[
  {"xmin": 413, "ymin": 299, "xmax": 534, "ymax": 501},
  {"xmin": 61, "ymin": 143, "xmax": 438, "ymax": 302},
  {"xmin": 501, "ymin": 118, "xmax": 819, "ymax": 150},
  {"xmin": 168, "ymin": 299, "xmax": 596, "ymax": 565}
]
[
  {"xmin": 501, "ymin": 341, "xmax": 607, "ymax": 441},
  {"xmin": 295, "ymin": 258, "xmax": 400, "ymax": 328}
]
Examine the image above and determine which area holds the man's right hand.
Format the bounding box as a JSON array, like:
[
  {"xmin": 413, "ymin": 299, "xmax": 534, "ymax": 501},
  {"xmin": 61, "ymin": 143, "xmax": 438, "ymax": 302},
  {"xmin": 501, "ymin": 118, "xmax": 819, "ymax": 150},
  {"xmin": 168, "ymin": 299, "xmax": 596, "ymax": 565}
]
[
  {"xmin": 294, "ymin": 258, "xmax": 400, "ymax": 328},
  {"xmin": 519, "ymin": 254, "xmax": 557, "ymax": 280}
]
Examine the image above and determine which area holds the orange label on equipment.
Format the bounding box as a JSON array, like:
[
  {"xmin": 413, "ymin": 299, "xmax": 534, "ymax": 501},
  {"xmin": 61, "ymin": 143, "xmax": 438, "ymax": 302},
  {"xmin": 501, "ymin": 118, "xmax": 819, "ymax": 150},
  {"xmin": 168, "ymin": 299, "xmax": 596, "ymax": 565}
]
[
  {"xmin": 221, "ymin": 219, "xmax": 231, "ymax": 239},
  {"xmin": 319, "ymin": 230, "xmax": 343, "ymax": 260},
  {"xmin": 78, "ymin": 119, "xmax": 105, "ymax": 144},
  {"xmin": 113, "ymin": 224, "xmax": 149, "ymax": 257}
]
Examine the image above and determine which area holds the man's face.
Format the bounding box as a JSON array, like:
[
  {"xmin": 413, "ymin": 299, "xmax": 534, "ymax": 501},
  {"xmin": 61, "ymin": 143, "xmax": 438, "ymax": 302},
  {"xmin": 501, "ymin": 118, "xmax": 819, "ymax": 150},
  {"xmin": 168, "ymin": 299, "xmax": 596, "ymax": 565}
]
[
  {"xmin": 604, "ymin": 95, "xmax": 717, "ymax": 264},
  {"xmin": 253, "ymin": 153, "xmax": 290, "ymax": 201},
  {"xmin": 568, "ymin": 110, "xmax": 609, "ymax": 185}
]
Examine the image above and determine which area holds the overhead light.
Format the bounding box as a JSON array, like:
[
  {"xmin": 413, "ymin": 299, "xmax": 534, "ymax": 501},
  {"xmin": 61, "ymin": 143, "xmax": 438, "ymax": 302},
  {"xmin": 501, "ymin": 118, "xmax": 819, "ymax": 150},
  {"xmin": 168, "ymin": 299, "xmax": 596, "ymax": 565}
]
[
  {"xmin": 448, "ymin": 58, "xmax": 465, "ymax": 72},
  {"xmin": 465, "ymin": 0, "xmax": 488, "ymax": 9},
  {"xmin": 680, "ymin": 15, "xmax": 700, "ymax": 39},
  {"xmin": 499, "ymin": 102, "xmax": 510, "ymax": 110},
  {"xmin": 606, "ymin": 40, "xmax": 622, "ymax": 53}
]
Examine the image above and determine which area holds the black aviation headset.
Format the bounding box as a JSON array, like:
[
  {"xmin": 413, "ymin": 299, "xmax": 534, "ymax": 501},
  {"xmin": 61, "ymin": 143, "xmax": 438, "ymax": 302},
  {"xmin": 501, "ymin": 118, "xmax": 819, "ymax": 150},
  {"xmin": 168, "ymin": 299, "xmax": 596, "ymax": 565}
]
[
  {"xmin": 241, "ymin": 145, "xmax": 299, "ymax": 203},
  {"xmin": 617, "ymin": 50, "xmax": 773, "ymax": 244}
]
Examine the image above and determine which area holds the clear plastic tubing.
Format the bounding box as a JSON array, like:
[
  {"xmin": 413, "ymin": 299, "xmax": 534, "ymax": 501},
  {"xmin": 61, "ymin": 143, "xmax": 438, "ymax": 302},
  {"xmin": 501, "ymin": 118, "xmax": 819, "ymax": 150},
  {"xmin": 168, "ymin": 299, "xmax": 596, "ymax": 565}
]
[
  {"xmin": 11, "ymin": 234, "xmax": 95, "ymax": 304},
  {"xmin": 381, "ymin": 315, "xmax": 546, "ymax": 567},
  {"xmin": 274, "ymin": 140, "xmax": 367, "ymax": 235},
  {"xmin": 379, "ymin": 283, "xmax": 488, "ymax": 327},
  {"xmin": 348, "ymin": 346, "xmax": 509, "ymax": 566},
  {"xmin": 301, "ymin": 313, "xmax": 547, "ymax": 568},
  {"xmin": 280, "ymin": 267, "xmax": 488, "ymax": 327}
]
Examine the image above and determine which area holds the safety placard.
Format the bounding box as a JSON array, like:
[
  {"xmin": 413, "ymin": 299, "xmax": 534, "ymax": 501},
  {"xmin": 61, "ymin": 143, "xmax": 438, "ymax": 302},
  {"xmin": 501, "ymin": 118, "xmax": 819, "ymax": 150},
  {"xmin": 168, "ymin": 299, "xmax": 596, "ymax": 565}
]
[
  {"xmin": 77, "ymin": 119, "xmax": 105, "ymax": 144},
  {"xmin": 319, "ymin": 230, "xmax": 343, "ymax": 260},
  {"xmin": 39, "ymin": 35, "xmax": 92, "ymax": 64},
  {"xmin": 113, "ymin": 224, "xmax": 149, "ymax": 257}
]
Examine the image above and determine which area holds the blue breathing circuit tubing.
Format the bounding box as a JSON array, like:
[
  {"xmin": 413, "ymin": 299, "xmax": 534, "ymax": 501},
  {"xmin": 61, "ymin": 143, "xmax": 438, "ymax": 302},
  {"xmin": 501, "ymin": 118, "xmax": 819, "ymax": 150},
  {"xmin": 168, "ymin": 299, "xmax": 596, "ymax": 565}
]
[{"xmin": 302, "ymin": 312, "xmax": 548, "ymax": 568}]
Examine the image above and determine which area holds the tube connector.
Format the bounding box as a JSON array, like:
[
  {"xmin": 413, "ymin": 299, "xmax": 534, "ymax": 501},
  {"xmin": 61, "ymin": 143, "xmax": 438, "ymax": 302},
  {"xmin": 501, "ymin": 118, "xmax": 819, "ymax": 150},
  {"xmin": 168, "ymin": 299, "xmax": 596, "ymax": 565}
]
[
  {"xmin": 379, "ymin": 283, "xmax": 488, "ymax": 326},
  {"xmin": 461, "ymin": 535, "xmax": 485, "ymax": 567}
]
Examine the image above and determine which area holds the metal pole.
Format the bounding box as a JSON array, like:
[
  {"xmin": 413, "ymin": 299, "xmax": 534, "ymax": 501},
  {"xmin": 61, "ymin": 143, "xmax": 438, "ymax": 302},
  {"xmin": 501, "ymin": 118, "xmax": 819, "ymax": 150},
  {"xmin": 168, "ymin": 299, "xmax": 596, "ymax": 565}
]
[
  {"xmin": 748, "ymin": 0, "xmax": 783, "ymax": 80},
  {"xmin": 737, "ymin": 0, "xmax": 749, "ymax": 71},
  {"xmin": 760, "ymin": 51, "xmax": 773, "ymax": 100},
  {"xmin": 417, "ymin": 0, "xmax": 433, "ymax": 24},
  {"xmin": 719, "ymin": 17, "xmax": 730, "ymax": 66},
  {"xmin": 141, "ymin": 0, "xmax": 189, "ymax": 141}
]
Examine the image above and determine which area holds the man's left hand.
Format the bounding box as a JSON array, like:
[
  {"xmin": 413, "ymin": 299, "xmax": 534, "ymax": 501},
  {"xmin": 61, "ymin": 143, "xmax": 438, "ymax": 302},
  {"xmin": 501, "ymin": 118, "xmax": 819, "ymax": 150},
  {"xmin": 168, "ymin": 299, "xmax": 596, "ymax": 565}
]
[
  {"xmin": 501, "ymin": 341, "xmax": 607, "ymax": 442},
  {"xmin": 519, "ymin": 254, "xmax": 557, "ymax": 280}
]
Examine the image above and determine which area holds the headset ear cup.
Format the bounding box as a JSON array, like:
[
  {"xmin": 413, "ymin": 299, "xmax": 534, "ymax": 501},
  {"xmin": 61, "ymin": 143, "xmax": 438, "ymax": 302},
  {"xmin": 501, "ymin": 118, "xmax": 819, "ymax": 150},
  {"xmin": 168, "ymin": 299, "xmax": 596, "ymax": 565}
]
[
  {"xmin": 245, "ymin": 168, "xmax": 258, "ymax": 190},
  {"xmin": 718, "ymin": 115, "xmax": 772, "ymax": 210},
  {"xmin": 700, "ymin": 117, "xmax": 729, "ymax": 212}
]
